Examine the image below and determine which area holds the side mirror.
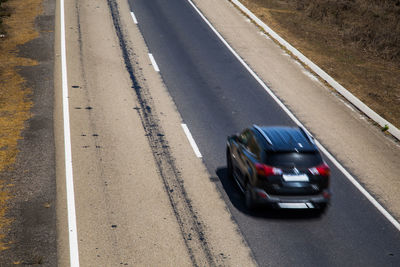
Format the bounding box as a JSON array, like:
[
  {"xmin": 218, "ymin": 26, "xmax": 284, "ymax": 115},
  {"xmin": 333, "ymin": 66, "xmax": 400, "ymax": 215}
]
[{"xmin": 230, "ymin": 134, "xmax": 241, "ymax": 143}]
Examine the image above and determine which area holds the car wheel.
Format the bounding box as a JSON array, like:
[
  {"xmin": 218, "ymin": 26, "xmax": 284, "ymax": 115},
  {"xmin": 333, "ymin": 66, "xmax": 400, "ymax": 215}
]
[
  {"xmin": 226, "ymin": 149, "xmax": 233, "ymax": 179},
  {"xmin": 245, "ymin": 184, "xmax": 255, "ymax": 210}
]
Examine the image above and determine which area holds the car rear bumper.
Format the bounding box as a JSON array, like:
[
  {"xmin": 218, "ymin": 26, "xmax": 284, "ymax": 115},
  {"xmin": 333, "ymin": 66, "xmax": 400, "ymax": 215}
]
[{"xmin": 252, "ymin": 188, "xmax": 331, "ymax": 209}]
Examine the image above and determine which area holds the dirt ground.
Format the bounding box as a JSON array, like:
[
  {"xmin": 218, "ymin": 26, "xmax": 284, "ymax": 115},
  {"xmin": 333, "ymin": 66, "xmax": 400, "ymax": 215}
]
[
  {"xmin": 0, "ymin": 0, "xmax": 39, "ymax": 253},
  {"xmin": 0, "ymin": 0, "xmax": 57, "ymax": 264},
  {"xmin": 240, "ymin": 0, "xmax": 400, "ymax": 129}
]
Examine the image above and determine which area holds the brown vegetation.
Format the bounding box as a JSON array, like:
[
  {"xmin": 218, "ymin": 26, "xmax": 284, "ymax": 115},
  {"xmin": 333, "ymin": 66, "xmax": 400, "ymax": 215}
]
[
  {"xmin": 0, "ymin": 0, "xmax": 40, "ymax": 251},
  {"xmin": 241, "ymin": 0, "xmax": 400, "ymax": 128},
  {"xmin": 0, "ymin": 0, "xmax": 10, "ymax": 35},
  {"xmin": 298, "ymin": 0, "xmax": 400, "ymax": 62}
]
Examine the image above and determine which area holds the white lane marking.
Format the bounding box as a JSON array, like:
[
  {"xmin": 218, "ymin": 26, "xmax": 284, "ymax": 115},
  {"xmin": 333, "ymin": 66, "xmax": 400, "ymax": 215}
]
[
  {"xmin": 148, "ymin": 53, "xmax": 160, "ymax": 72},
  {"xmin": 316, "ymin": 142, "xmax": 400, "ymax": 231},
  {"xmin": 186, "ymin": 0, "xmax": 400, "ymax": 231},
  {"xmin": 181, "ymin": 124, "xmax": 202, "ymax": 158},
  {"xmin": 61, "ymin": 0, "xmax": 80, "ymax": 265},
  {"xmin": 232, "ymin": 0, "xmax": 400, "ymax": 141},
  {"xmin": 130, "ymin": 11, "xmax": 138, "ymax": 24}
]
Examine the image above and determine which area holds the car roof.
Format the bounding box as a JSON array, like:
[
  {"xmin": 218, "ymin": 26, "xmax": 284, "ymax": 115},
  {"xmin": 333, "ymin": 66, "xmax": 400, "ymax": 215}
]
[{"xmin": 254, "ymin": 126, "xmax": 318, "ymax": 152}]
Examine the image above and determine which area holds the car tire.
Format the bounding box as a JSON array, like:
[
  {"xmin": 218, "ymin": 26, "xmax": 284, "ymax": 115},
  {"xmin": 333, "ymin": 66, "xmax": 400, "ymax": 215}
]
[
  {"xmin": 226, "ymin": 149, "xmax": 233, "ymax": 180},
  {"xmin": 245, "ymin": 184, "xmax": 256, "ymax": 210}
]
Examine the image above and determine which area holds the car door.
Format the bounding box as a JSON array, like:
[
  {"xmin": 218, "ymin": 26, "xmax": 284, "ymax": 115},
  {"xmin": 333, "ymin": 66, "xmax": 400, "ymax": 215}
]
[
  {"xmin": 237, "ymin": 129, "xmax": 260, "ymax": 186},
  {"xmin": 229, "ymin": 134, "xmax": 242, "ymax": 179},
  {"xmin": 242, "ymin": 130, "xmax": 262, "ymax": 185},
  {"xmin": 230, "ymin": 129, "xmax": 250, "ymax": 187}
]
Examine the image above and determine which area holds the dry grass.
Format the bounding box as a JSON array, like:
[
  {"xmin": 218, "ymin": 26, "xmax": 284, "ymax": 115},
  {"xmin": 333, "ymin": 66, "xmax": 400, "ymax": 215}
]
[
  {"xmin": 241, "ymin": 0, "xmax": 400, "ymax": 128},
  {"xmin": 299, "ymin": 0, "xmax": 400, "ymax": 62},
  {"xmin": 0, "ymin": 0, "xmax": 10, "ymax": 35},
  {"xmin": 0, "ymin": 0, "xmax": 41, "ymax": 252},
  {"xmin": 0, "ymin": 180, "xmax": 12, "ymax": 250}
]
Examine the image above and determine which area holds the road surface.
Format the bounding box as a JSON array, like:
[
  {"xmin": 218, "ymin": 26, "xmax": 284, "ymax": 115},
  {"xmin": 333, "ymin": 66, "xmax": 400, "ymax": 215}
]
[
  {"xmin": 127, "ymin": 0, "xmax": 400, "ymax": 266},
  {"xmin": 52, "ymin": 0, "xmax": 400, "ymax": 265}
]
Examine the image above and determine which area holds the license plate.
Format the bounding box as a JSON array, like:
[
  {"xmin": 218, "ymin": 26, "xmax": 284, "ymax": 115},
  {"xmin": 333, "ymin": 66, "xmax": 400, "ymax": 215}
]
[
  {"xmin": 278, "ymin": 203, "xmax": 314, "ymax": 209},
  {"xmin": 282, "ymin": 174, "xmax": 309, "ymax": 182}
]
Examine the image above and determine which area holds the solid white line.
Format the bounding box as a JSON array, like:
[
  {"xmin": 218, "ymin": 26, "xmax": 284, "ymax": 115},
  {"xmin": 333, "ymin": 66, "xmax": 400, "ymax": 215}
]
[
  {"xmin": 148, "ymin": 53, "xmax": 160, "ymax": 72},
  {"xmin": 60, "ymin": 0, "xmax": 80, "ymax": 265},
  {"xmin": 316, "ymin": 142, "xmax": 400, "ymax": 230},
  {"xmin": 186, "ymin": 0, "xmax": 400, "ymax": 231},
  {"xmin": 130, "ymin": 11, "xmax": 138, "ymax": 24},
  {"xmin": 181, "ymin": 124, "xmax": 202, "ymax": 158},
  {"xmin": 231, "ymin": 0, "xmax": 400, "ymax": 141}
]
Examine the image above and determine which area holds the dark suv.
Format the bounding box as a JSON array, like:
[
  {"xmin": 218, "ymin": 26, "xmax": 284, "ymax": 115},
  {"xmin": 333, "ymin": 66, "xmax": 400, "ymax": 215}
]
[{"xmin": 226, "ymin": 125, "xmax": 331, "ymax": 211}]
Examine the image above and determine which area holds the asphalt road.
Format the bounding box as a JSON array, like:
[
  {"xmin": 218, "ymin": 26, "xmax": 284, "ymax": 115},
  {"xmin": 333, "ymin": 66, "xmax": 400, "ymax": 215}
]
[{"xmin": 129, "ymin": 0, "xmax": 400, "ymax": 265}]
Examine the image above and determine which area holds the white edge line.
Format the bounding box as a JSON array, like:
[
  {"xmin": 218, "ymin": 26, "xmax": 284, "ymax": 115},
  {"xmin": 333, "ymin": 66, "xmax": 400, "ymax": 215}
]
[
  {"xmin": 316, "ymin": 142, "xmax": 400, "ymax": 230},
  {"xmin": 181, "ymin": 124, "xmax": 202, "ymax": 158},
  {"xmin": 130, "ymin": 11, "xmax": 138, "ymax": 24},
  {"xmin": 231, "ymin": 0, "xmax": 400, "ymax": 141},
  {"xmin": 61, "ymin": 0, "xmax": 80, "ymax": 265},
  {"xmin": 148, "ymin": 53, "xmax": 160, "ymax": 72},
  {"xmin": 186, "ymin": 0, "xmax": 400, "ymax": 231}
]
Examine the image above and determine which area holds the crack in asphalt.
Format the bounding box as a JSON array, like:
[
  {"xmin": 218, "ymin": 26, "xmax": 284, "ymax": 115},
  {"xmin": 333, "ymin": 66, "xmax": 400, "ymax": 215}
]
[{"xmin": 106, "ymin": 0, "xmax": 216, "ymax": 266}]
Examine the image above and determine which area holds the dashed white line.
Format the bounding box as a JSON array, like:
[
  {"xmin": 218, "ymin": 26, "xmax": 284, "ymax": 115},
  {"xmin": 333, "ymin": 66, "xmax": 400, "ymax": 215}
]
[
  {"xmin": 148, "ymin": 53, "xmax": 160, "ymax": 72},
  {"xmin": 186, "ymin": 0, "xmax": 400, "ymax": 231},
  {"xmin": 130, "ymin": 11, "xmax": 138, "ymax": 24},
  {"xmin": 181, "ymin": 124, "xmax": 202, "ymax": 158},
  {"xmin": 60, "ymin": 0, "xmax": 80, "ymax": 265}
]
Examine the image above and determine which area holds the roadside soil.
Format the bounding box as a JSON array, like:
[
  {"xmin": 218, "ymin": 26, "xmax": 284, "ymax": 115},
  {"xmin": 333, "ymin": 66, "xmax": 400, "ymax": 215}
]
[
  {"xmin": 0, "ymin": 0, "xmax": 38, "ymax": 254},
  {"xmin": 0, "ymin": 0, "xmax": 56, "ymax": 265},
  {"xmin": 0, "ymin": 0, "xmax": 10, "ymax": 36},
  {"xmin": 240, "ymin": 0, "xmax": 400, "ymax": 129}
]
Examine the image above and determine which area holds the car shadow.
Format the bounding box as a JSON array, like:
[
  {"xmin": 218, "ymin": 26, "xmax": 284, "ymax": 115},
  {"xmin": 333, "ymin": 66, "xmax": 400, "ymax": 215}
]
[{"xmin": 215, "ymin": 167, "xmax": 325, "ymax": 220}]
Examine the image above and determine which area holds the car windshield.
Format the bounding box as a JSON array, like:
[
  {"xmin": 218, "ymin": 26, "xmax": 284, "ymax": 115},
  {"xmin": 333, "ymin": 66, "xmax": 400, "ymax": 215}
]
[{"xmin": 265, "ymin": 152, "xmax": 323, "ymax": 168}]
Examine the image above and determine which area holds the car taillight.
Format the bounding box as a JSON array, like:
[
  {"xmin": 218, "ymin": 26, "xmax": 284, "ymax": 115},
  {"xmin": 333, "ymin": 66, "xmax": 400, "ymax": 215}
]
[
  {"xmin": 309, "ymin": 163, "xmax": 330, "ymax": 176},
  {"xmin": 255, "ymin": 163, "xmax": 282, "ymax": 176}
]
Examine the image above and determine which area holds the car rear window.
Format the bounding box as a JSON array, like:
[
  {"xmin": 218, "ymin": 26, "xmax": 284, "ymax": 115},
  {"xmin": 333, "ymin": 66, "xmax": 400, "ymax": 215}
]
[{"xmin": 265, "ymin": 152, "xmax": 323, "ymax": 168}]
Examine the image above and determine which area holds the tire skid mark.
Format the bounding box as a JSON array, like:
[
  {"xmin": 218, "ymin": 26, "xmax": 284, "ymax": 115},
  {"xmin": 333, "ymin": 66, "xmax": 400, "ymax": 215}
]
[
  {"xmin": 74, "ymin": 0, "xmax": 124, "ymax": 261},
  {"xmin": 106, "ymin": 0, "xmax": 215, "ymax": 266}
]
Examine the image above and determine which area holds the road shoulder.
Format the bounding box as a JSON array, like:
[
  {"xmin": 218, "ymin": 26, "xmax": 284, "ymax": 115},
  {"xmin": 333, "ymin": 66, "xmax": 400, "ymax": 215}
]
[
  {"xmin": 192, "ymin": 0, "xmax": 400, "ymax": 221},
  {"xmin": 54, "ymin": 0, "xmax": 256, "ymax": 265}
]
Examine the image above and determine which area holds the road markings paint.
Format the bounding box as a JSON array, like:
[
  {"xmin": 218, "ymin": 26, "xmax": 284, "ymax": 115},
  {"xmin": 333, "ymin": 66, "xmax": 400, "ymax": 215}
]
[
  {"xmin": 61, "ymin": 0, "xmax": 80, "ymax": 265},
  {"xmin": 148, "ymin": 53, "xmax": 160, "ymax": 72},
  {"xmin": 130, "ymin": 11, "xmax": 138, "ymax": 24},
  {"xmin": 186, "ymin": 0, "xmax": 400, "ymax": 231},
  {"xmin": 181, "ymin": 124, "xmax": 202, "ymax": 158},
  {"xmin": 232, "ymin": 0, "xmax": 400, "ymax": 141},
  {"xmin": 315, "ymin": 141, "xmax": 400, "ymax": 230}
]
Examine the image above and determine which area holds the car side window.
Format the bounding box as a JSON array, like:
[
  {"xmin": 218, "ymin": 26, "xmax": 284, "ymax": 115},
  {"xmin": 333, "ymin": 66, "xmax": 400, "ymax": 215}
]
[
  {"xmin": 247, "ymin": 131, "xmax": 261, "ymax": 157},
  {"xmin": 239, "ymin": 129, "xmax": 250, "ymax": 146}
]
